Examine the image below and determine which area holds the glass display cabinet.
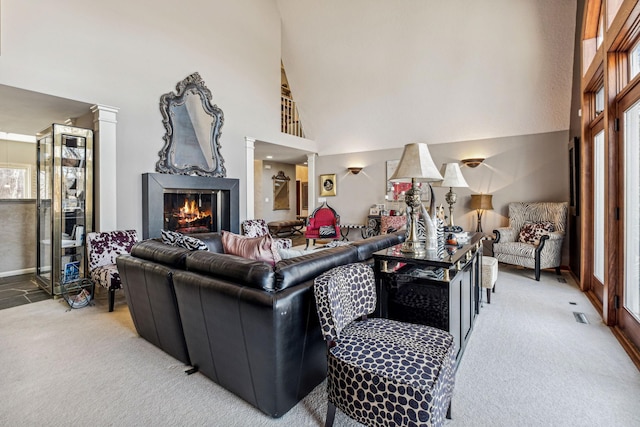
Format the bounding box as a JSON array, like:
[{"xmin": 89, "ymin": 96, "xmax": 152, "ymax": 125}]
[{"xmin": 36, "ymin": 124, "xmax": 93, "ymax": 297}]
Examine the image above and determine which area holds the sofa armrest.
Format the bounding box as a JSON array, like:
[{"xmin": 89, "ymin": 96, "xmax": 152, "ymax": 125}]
[
  {"xmin": 547, "ymin": 231, "xmax": 564, "ymax": 241},
  {"xmin": 494, "ymin": 227, "xmax": 517, "ymax": 243}
]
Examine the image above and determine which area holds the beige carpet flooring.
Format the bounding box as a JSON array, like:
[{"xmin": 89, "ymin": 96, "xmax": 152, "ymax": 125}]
[{"xmin": 0, "ymin": 266, "xmax": 639, "ymax": 426}]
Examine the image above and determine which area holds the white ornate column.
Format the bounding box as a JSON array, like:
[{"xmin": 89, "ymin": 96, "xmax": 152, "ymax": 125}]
[
  {"xmin": 245, "ymin": 137, "xmax": 256, "ymax": 220},
  {"xmin": 307, "ymin": 153, "xmax": 318, "ymax": 210},
  {"xmin": 91, "ymin": 104, "xmax": 119, "ymax": 231}
]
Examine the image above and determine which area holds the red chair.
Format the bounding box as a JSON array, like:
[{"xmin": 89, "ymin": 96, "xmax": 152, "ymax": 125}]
[{"xmin": 305, "ymin": 202, "xmax": 340, "ymax": 249}]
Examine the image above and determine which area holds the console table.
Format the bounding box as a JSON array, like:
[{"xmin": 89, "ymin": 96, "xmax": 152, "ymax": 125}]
[{"xmin": 372, "ymin": 233, "xmax": 483, "ymax": 364}]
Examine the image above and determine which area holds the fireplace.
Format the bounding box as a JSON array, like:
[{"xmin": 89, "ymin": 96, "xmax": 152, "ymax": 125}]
[
  {"xmin": 143, "ymin": 173, "xmax": 239, "ymax": 239},
  {"xmin": 164, "ymin": 190, "xmax": 215, "ymax": 234}
]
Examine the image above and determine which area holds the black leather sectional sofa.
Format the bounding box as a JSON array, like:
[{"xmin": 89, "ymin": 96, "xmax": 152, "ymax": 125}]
[{"xmin": 116, "ymin": 231, "xmax": 404, "ymax": 418}]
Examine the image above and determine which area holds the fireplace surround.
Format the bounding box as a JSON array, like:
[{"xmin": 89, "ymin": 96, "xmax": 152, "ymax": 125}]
[{"xmin": 142, "ymin": 173, "xmax": 239, "ymax": 239}]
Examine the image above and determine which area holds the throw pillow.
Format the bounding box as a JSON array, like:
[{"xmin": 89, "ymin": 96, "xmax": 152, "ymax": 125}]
[
  {"xmin": 319, "ymin": 225, "xmax": 336, "ymax": 237},
  {"xmin": 518, "ymin": 221, "xmax": 555, "ymax": 245},
  {"xmin": 221, "ymin": 231, "xmax": 281, "ymax": 266},
  {"xmin": 161, "ymin": 230, "xmax": 209, "ymax": 251},
  {"xmin": 161, "ymin": 229, "xmax": 182, "ymax": 246},
  {"xmin": 179, "ymin": 234, "xmax": 209, "ymax": 251}
]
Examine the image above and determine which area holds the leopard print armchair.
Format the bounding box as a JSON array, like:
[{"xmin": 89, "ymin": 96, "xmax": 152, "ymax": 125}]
[
  {"xmin": 493, "ymin": 202, "xmax": 568, "ymax": 281},
  {"xmin": 313, "ymin": 263, "xmax": 456, "ymax": 427}
]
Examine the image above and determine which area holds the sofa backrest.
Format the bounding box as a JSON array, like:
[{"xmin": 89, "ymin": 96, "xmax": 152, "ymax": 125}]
[
  {"xmin": 350, "ymin": 231, "xmax": 405, "ymax": 261},
  {"xmin": 188, "ymin": 232, "xmax": 225, "ymax": 253},
  {"xmin": 508, "ymin": 202, "xmax": 568, "ymax": 235},
  {"xmin": 130, "ymin": 239, "xmax": 191, "ymax": 269},
  {"xmin": 275, "ymin": 245, "xmax": 358, "ymax": 291},
  {"xmin": 185, "ymin": 250, "xmax": 276, "ymax": 291}
]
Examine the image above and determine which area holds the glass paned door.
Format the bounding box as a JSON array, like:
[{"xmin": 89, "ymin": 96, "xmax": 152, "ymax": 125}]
[
  {"xmin": 594, "ymin": 129, "xmax": 606, "ymax": 284},
  {"xmin": 624, "ymin": 101, "xmax": 640, "ymax": 321}
]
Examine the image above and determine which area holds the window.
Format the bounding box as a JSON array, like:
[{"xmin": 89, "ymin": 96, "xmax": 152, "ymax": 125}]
[
  {"xmin": 630, "ymin": 40, "xmax": 640, "ymax": 80},
  {"xmin": 596, "ymin": 6, "xmax": 604, "ymax": 48},
  {"xmin": 0, "ymin": 164, "xmax": 32, "ymax": 199},
  {"xmin": 624, "ymin": 99, "xmax": 640, "ymax": 321},
  {"xmin": 593, "ymin": 130, "xmax": 605, "ymax": 283},
  {"xmin": 595, "ymin": 86, "xmax": 605, "ymax": 115}
]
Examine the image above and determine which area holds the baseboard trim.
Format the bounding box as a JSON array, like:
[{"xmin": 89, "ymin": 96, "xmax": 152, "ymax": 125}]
[
  {"xmin": 0, "ymin": 268, "xmax": 36, "ymax": 278},
  {"xmin": 611, "ymin": 326, "xmax": 640, "ymax": 371}
]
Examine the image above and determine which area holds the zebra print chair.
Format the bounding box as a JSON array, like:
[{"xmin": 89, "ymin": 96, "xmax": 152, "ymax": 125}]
[{"xmin": 493, "ymin": 202, "xmax": 568, "ymax": 281}]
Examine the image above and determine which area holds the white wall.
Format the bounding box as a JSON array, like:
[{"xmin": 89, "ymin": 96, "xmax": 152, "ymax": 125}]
[
  {"xmin": 1, "ymin": 0, "xmax": 302, "ymax": 232},
  {"xmin": 254, "ymin": 161, "xmax": 297, "ymax": 223}
]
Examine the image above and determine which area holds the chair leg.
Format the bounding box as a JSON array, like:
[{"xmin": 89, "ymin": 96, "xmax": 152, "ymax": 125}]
[
  {"xmin": 325, "ymin": 401, "xmax": 336, "ymax": 427},
  {"xmin": 535, "ymin": 264, "xmax": 541, "ymax": 281},
  {"xmin": 305, "ymin": 239, "xmax": 310, "ymax": 250},
  {"xmin": 486, "ymin": 288, "xmax": 491, "ymax": 304},
  {"xmin": 555, "ymin": 266, "xmax": 561, "ymax": 275},
  {"xmin": 446, "ymin": 401, "xmax": 452, "ymax": 419},
  {"xmin": 108, "ymin": 288, "xmax": 115, "ymax": 312}
]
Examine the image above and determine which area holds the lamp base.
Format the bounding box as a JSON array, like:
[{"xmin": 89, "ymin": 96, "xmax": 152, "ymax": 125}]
[
  {"xmin": 475, "ymin": 210, "xmax": 484, "ymax": 233},
  {"xmin": 401, "ymin": 239, "xmax": 426, "ymax": 257}
]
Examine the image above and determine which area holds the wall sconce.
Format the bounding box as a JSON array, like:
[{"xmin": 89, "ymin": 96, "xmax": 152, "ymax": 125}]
[
  {"xmin": 347, "ymin": 166, "xmax": 363, "ymax": 175},
  {"xmin": 461, "ymin": 158, "xmax": 485, "ymax": 168}
]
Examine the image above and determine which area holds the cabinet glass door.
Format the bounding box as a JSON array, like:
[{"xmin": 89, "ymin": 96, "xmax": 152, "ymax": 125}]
[
  {"xmin": 37, "ymin": 133, "xmax": 53, "ymax": 284},
  {"xmin": 36, "ymin": 124, "xmax": 93, "ymax": 295}
]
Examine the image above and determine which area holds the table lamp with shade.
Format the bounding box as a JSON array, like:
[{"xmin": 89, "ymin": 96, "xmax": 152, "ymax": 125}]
[
  {"xmin": 438, "ymin": 162, "xmax": 469, "ymax": 233},
  {"xmin": 470, "ymin": 194, "xmax": 493, "ymax": 232},
  {"xmin": 389, "ymin": 143, "xmax": 443, "ymax": 256}
]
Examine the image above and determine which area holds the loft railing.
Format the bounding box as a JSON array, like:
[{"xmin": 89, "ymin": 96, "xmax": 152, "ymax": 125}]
[{"xmin": 281, "ymin": 95, "xmax": 305, "ymax": 138}]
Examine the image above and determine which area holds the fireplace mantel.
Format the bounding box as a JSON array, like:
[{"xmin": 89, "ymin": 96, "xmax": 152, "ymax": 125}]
[{"xmin": 142, "ymin": 173, "xmax": 239, "ymax": 239}]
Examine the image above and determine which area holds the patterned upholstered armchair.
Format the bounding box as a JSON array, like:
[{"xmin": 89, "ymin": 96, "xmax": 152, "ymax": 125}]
[
  {"xmin": 240, "ymin": 219, "xmax": 292, "ymax": 249},
  {"xmin": 493, "ymin": 202, "xmax": 568, "ymax": 281},
  {"xmin": 304, "ymin": 202, "xmax": 340, "ymax": 249},
  {"xmin": 86, "ymin": 230, "xmax": 138, "ymax": 312},
  {"xmin": 313, "ymin": 263, "xmax": 456, "ymax": 427}
]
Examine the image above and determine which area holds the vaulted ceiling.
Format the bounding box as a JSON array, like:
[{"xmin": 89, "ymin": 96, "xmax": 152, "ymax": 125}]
[{"xmin": 277, "ymin": 0, "xmax": 577, "ymax": 156}]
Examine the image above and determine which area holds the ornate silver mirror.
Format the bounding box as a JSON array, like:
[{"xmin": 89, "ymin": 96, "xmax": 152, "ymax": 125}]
[
  {"xmin": 272, "ymin": 171, "xmax": 290, "ymax": 210},
  {"xmin": 157, "ymin": 72, "xmax": 226, "ymax": 176}
]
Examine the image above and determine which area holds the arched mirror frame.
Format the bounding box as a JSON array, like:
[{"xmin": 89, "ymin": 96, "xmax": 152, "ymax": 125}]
[{"xmin": 157, "ymin": 72, "xmax": 226, "ymax": 177}]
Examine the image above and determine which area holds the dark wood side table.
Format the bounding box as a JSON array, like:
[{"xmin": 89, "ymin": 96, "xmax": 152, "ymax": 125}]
[{"xmin": 372, "ymin": 233, "xmax": 483, "ymax": 364}]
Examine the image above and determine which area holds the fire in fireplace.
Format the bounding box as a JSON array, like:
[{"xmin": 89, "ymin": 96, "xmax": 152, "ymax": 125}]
[
  {"xmin": 142, "ymin": 173, "xmax": 239, "ymax": 239},
  {"xmin": 164, "ymin": 191, "xmax": 216, "ymax": 234}
]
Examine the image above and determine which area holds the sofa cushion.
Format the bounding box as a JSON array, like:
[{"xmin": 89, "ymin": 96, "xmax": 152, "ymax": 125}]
[
  {"xmin": 221, "ymin": 231, "xmax": 281, "ymax": 267},
  {"xmin": 518, "ymin": 221, "xmax": 554, "ymax": 245}
]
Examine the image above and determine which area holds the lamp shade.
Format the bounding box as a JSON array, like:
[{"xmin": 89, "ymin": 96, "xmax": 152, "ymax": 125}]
[
  {"xmin": 470, "ymin": 194, "xmax": 493, "ymax": 210},
  {"xmin": 389, "ymin": 143, "xmax": 443, "ymax": 182},
  {"xmin": 438, "ymin": 163, "xmax": 469, "ymax": 188}
]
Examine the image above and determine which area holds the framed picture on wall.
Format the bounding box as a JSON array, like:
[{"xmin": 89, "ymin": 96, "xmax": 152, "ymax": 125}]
[
  {"xmin": 320, "ymin": 173, "xmax": 337, "ymax": 196},
  {"xmin": 386, "ymin": 160, "xmax": 413, "ymax": 201}
]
